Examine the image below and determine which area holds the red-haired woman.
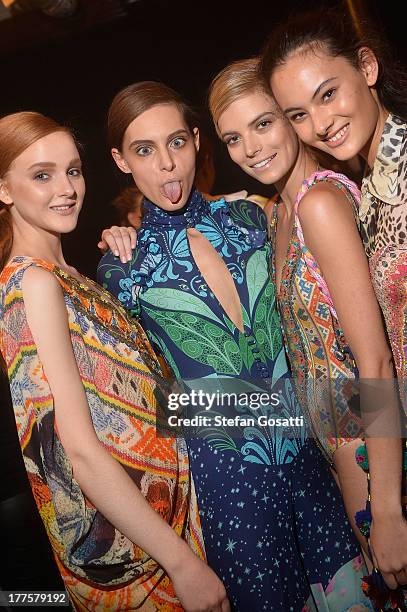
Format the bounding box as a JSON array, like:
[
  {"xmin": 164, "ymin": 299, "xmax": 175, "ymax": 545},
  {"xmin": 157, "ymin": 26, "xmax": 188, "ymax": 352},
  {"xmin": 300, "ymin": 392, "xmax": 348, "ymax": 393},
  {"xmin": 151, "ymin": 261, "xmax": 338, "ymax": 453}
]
[{"xmin": 0, "ymin": 111, "xmax": 228, "ymax": 612}]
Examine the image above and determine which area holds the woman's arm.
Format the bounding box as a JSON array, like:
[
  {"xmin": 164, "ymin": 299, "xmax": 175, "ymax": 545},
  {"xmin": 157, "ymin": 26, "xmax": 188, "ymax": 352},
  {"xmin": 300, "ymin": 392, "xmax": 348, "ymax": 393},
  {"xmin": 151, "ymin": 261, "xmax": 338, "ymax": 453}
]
[
  {"xmin": 299, "ymin": 183, "xmax": 407, "ymax": 587},
  {"xmin": 22, "ymin": 266, "xmax": 229, "ymax": 612}
]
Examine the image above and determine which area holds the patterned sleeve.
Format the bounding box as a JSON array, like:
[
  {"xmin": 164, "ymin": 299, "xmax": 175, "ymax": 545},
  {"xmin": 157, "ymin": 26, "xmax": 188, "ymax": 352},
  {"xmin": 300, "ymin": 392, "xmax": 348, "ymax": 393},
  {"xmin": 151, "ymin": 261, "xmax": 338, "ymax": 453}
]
[
  {"xmin": 228, "ymin": 198, "xmax": 268, "ymax": 232},
  {"xmin": 97, "ymin": 250, "xmax": 140, "ymax": 316},
  {"xmin": 226, "ymin": 198, "xmax": 268, "ymax": 249}
]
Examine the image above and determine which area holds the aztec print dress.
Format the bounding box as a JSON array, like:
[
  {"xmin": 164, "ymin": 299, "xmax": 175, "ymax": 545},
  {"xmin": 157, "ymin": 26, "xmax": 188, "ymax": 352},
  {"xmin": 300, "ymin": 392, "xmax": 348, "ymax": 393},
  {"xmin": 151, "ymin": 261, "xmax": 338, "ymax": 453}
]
[
  {"xmin": 0, "ymin": 256, "xmax": 204, "ymax": 612},
  {"xmin": 270, "ymin": 170, "xmax": 364, "ymax": 464},
  {"xmin": 98, "ymin": 189, "xmax": 372, "ymax": 611},
  {"xmin": 271, "ymin": 169, "xmax": 407, "ymax": 611}
]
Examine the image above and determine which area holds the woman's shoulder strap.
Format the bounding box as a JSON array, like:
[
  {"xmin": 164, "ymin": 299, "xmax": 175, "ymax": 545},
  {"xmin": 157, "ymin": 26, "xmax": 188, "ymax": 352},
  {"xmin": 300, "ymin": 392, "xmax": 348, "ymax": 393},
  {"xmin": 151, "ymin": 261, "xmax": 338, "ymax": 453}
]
[{"xmin": 294, "ymin": 169, "xmax": 361, "ymax": 215}]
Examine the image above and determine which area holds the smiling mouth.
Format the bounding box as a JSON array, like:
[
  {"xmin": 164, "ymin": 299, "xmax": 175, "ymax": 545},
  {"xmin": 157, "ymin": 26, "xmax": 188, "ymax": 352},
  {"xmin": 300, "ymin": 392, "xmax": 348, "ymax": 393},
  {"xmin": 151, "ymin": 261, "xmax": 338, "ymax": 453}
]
[
  {"xmin": 324, "ymin": 123, "xmax": 349, "ymax": 145},
  {"xmin": 50, "ymin": 203, "xmax": 76, "ymax": 212},
  {"xmin": 250, "ymin": 153, "xmax": 277, "ymax": 169}
]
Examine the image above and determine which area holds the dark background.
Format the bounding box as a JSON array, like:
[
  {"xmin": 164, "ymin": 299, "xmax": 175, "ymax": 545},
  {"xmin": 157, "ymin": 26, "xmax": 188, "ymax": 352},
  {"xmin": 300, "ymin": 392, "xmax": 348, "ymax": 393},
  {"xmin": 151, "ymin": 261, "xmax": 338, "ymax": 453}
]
[
  {"xmin": 0, "ymin": 0, "xmax": 405, "ymax": 595},
  {"xmin": 0, "ymin": 0, "xmax": 405, "ymax": 279}
]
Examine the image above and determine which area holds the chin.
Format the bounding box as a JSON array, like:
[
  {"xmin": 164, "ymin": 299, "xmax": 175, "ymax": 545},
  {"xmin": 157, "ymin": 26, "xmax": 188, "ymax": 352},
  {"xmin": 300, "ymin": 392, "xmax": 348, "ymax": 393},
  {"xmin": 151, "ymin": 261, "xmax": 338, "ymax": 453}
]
[
  {"xmin": 261, "ymin": 173, "xmax": 279, "ymax": 185},
  {"xmin": 57, "ymin": 219, "xmax": 79, "ymax": 233},
  {"xmin": 327, "ymin": 146, "xmax": 356, "ymax": 162}
]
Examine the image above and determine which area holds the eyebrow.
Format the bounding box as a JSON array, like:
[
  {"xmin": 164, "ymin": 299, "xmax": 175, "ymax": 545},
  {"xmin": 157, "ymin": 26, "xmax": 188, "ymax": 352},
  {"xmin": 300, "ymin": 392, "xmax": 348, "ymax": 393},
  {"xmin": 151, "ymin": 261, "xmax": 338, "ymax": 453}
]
[
  {"xmin": 221, "ymin": 111, "xmax": 275, "ymax": 139},
  {"xmin": 283, "ymin": 77, "xmax": 338, "ymax": 113},
  {"xmin": 128, "ymin": 129, "xmax": 190, "ymax": 149},
  {"xmin": 28, "ymin": 158, "xmax": 81, "ymax": 170}
]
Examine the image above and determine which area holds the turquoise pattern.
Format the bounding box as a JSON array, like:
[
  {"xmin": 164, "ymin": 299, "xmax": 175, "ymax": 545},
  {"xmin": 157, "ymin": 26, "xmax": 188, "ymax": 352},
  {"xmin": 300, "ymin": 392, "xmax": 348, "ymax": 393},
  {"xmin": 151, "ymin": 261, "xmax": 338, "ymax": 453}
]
[
  {"xmin": 98, "ymin": 191, "xmax": 287, "ymax": 387},
  {"xmin": 98, "ymin": 189, "xmax": 371, "ymax": 611}
]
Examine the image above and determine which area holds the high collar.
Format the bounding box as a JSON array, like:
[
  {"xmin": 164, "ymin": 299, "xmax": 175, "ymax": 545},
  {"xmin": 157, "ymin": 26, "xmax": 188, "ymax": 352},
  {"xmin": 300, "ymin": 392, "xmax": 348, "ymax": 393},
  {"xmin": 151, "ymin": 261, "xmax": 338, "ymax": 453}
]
[
  {"xmin": 142, "ymin": 188, "xmax": 208, "ymax": 228},
  {"xmin": 360, "ymin": 113, "xmax": 406, "ymax": 219}
]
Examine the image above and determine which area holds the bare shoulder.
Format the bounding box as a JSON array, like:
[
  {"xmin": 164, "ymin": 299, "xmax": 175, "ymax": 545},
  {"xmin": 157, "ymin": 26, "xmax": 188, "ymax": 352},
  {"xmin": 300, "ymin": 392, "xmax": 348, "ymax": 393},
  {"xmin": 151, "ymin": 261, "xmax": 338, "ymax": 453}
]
[
  {"xmin": 20, "ymin": 265, "xmax": 70, "ymax": 347},
  {"xmin": 21, "ymin": 266, "xmax": 64, "ymax": 311},
  {"xmin": 298, "ymin": 181, "xmax": 353, "ymax": 225}
]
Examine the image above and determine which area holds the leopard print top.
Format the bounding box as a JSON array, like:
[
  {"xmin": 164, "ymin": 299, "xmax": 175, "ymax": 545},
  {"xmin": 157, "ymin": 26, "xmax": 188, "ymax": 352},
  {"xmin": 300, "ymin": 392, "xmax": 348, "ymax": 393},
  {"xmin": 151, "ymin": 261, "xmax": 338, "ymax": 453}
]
[{"xmin": 359, "ymin": 114, "xmax": 407, "ymax": 383}]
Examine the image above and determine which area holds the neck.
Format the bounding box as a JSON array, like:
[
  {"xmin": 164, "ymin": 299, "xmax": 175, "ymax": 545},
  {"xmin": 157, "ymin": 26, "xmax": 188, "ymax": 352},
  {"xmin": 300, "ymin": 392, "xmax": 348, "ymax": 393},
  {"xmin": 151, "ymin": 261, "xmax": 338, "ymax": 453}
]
[
  {"xmin": 360, "ymin": 96, "xmax": 389, "ymax": 169},
  {"xmin": 274, "ymin": 146, "xmax": 318, "ymax": 214},
  {"xmin": 143, "ymin": 188, "xmax": 206, "ymax": 227},
  {"xmin": 10, "ymin": 222, "xmax": 67, "ymax": 268}
]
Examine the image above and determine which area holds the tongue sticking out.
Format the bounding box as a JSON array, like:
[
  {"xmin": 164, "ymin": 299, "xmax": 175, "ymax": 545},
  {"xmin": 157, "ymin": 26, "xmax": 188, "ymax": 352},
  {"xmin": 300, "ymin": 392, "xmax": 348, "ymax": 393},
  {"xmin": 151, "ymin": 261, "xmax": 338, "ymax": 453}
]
[{"xmin": 162, "ymin": 181, "xmax": 182, "ymax": 203}]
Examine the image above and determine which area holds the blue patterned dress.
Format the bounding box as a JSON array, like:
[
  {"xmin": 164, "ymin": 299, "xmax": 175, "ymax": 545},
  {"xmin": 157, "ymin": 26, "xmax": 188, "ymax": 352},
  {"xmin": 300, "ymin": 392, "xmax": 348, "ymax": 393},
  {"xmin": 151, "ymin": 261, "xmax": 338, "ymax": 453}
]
[{"xmin": 98, "ymin": 189, "xmax": 372, "ymax": 611}]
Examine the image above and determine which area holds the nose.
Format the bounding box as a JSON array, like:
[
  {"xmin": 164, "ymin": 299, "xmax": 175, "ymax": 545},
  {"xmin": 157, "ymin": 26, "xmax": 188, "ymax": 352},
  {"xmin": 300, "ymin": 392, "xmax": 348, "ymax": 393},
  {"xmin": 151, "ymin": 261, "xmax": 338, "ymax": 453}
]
[
  {"xmin": 244, "ymin": 135, "xmax": 262, "ymax": 159},
  {"xmin": 312, "ymin": 109, "xmax": 334, "ymax": 139},
  {"xmin": 57, "ymin": 173, "xmax": 75, "ymax": 197},
  {"xmin": 159, "ymin": 147, "xmax": 175, "ymax": 172}
]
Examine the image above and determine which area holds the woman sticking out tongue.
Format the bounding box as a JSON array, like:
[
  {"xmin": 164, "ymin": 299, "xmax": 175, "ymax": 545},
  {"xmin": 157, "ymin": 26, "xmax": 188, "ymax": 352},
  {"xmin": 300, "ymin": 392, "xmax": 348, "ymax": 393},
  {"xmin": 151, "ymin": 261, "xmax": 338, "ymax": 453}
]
[{"xmin": 161, "ymin": 179, "xmax": 182, "ymax": 203}]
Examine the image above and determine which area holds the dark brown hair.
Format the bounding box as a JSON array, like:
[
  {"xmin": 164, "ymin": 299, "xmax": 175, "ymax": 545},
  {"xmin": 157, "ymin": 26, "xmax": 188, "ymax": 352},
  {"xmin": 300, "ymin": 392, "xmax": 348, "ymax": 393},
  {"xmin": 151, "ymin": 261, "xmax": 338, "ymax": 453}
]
[
  {"xmin": 260, "ymin": 7, "xmax": 407, "ymax": 120},
  {"xmin": 0, "ymin": 111, "xmax": 71, "ymax": 272},
  {"xmin": 107, "ymin": 81, "xmax": 199, "ymax": 151}
]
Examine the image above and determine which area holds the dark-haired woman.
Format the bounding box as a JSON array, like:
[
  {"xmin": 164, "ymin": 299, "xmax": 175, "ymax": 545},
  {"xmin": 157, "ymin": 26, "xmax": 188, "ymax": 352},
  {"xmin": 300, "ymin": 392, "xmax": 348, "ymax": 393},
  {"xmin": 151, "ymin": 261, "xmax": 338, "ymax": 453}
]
[{"xmin": 260, "ymin": 8, "xmax": 407, "ymax": 608}]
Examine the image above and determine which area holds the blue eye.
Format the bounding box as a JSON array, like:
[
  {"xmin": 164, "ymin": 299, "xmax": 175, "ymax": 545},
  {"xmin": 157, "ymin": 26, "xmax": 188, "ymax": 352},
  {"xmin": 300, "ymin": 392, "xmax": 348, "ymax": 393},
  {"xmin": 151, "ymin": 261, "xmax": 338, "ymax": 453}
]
[
  {"xmin": 171, "ymin": 137, "xmax": 186, "ymax": 149},
  {"xmin": 34, "ymin": 172, "xmax": 49, "ymax": 181},
  {"xmin": 136, "ymin": 146, "xmax": 152, "ymax": 156}
]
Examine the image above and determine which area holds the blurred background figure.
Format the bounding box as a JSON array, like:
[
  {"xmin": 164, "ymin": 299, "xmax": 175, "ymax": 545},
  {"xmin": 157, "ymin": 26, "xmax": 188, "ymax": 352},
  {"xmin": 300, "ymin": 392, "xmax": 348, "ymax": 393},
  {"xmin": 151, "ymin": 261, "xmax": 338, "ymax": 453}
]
[{"xmin": 111, "ymin": 185, "xmax": 143, "ymax": 229}]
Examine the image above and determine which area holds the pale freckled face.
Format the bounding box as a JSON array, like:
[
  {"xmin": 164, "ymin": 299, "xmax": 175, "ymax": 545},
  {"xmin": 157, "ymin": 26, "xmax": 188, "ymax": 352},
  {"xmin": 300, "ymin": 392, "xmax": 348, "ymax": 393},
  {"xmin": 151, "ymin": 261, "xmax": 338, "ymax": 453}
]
[
  {"xmin": 270, "ymin": 48, "xmax": 380, "ymax": 161},
  {"xmin": 217, "ymin": 90, "xmax": 299, "ymax": 185},
  {"xmin": 1, "ymin": 132, "xmax": 85, "ymax": 235}
]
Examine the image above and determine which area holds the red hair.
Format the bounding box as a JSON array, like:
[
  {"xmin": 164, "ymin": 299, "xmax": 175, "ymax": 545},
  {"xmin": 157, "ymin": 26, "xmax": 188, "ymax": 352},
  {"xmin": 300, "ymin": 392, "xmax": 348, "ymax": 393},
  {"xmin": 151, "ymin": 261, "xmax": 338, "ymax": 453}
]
[{"xmin": 0, "ymin": 111, "xmax": 71, "ymax": 271}]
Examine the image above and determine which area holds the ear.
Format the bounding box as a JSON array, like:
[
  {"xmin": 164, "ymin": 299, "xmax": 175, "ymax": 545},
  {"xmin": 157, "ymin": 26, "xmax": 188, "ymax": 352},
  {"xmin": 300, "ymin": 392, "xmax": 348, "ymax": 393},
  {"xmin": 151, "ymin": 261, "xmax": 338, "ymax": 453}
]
[
  {"xmin": 192, "ymin": 127, "xmax": 200, "ymax": 153},
  {"xmin": 0, "ymin": 180, "xmax": 13, "ymax": 206},
  {"xmin": 358, "ymin": 47, "xmax": 379, "ymax": 87},
  {"xmin": 111, "ymin": 148, "xmax": 132, "ymax": 174}
]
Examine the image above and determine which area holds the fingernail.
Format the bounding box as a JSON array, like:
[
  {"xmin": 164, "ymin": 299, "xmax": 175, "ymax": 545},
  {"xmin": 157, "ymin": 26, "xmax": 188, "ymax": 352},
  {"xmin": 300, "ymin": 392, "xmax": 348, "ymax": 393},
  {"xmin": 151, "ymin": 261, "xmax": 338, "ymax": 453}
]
[
  {"xmin": 121, "ymin": 256, "xmax": 126, "ymax": 263},
  {"xmin": 114, "ymin": 250, "xmax": 119, "ymax": 257}
]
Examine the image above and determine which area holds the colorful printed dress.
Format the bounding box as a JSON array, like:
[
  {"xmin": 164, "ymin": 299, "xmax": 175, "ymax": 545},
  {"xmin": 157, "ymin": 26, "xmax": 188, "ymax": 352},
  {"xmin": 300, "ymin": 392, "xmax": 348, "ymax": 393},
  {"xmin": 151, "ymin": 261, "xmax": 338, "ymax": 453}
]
[
  {"xmin": 271, "ymin": 170, "xmax": 364, "ymax": 463},
  {"xmin": 360, "ymin": 114, "xmax": 407, "ymax": 387},
  {"xmin": 358, "ymin": 114, "xmax": 407, "ymax": 610},
  {"xmin": 0, "ymin": 256, "xmax": 204, "ymax": 612},
  {"xmin": 272, "ymin": 169, "xmax": 406, "ymax": 611},
  {"xmin": 98, "ymin": 188, "xmax": 372, "ymax": 611}
]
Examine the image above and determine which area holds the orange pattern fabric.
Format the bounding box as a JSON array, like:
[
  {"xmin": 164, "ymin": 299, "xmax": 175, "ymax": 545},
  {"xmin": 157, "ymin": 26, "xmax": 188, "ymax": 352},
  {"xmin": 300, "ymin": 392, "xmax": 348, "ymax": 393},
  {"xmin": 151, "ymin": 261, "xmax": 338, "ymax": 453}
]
[{"xmin": 0, "ymin": 256, "xmax": 204, "ymax": 610}]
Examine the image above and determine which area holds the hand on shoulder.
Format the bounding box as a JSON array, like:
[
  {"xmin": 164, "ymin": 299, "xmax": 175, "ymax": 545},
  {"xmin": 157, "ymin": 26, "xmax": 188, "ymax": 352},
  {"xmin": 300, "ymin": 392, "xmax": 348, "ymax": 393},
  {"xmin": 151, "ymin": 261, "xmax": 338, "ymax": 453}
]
[{"xmin": 98, "ymin": 226, "xmax": 137, "ymax": 263}]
